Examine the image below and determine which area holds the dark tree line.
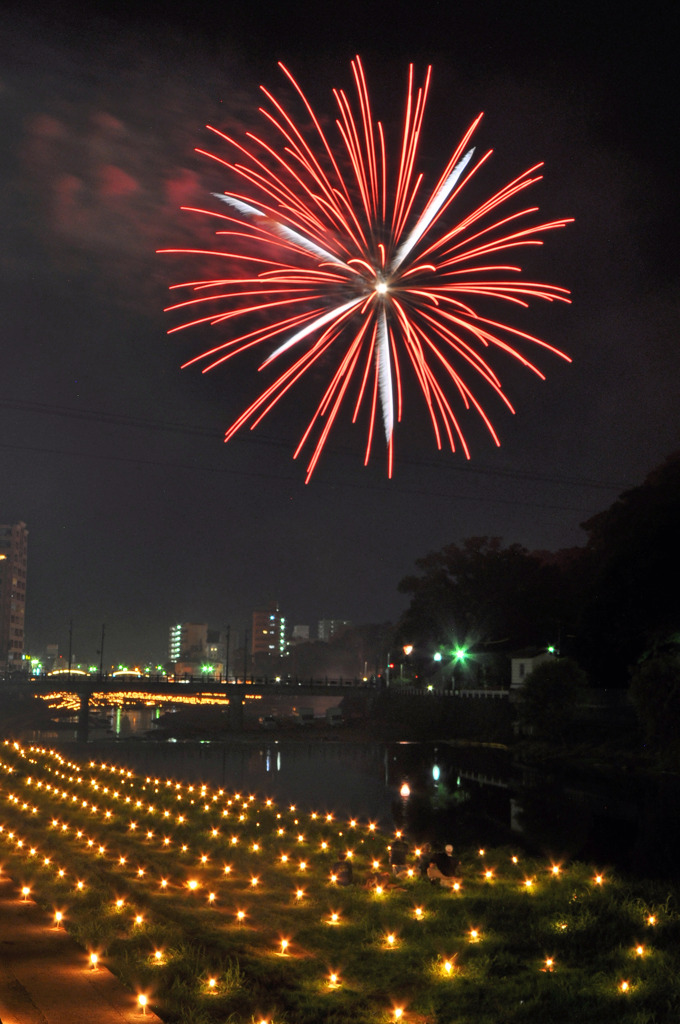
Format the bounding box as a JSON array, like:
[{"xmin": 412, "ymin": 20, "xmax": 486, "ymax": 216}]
[{"xmin": 395, "ymin": 450, "xmax": 680, "ymax": 691}]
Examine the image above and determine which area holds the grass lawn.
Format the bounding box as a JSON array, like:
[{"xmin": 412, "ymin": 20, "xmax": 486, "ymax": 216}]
[{"xmin": 1, "ymin": 738, "xmax": 679, "ymax": 1023}]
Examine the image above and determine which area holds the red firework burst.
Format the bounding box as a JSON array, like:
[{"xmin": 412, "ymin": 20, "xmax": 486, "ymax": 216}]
[{"xmin": 160, "ymin": 57, "xmax": 572, "ymax": 481}]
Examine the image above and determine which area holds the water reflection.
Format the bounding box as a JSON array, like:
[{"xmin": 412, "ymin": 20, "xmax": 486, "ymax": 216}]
[{"xmin": 31, "ymin": 728, "xmax": 680, "ymax": 880}]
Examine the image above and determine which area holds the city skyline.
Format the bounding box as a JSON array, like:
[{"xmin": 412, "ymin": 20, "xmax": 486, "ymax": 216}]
[{"xmin": 1, "ymin": 1, "xmax": 677, "ymax": 665}]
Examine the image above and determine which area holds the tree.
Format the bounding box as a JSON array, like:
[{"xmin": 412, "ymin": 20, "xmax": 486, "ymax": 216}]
[
  {"xmin": 629, "ymin": 653, "xmax": 680, "ymax": 768},
  {"xmin": 396, "ymin": 536, "xmax": 579, "ymax": 658},
  {"xmin": 577, "ymin": 451, "xmax": 680, "ymax": 685},
  {"xmin": 517, "ymin": 658, "xmax": 589, "ymax": 742}
]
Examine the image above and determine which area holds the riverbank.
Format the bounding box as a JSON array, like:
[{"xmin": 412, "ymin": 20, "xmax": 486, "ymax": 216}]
[{"xmin": 2, "ymin": 739, "xmax": 679, "ymax": 1024}]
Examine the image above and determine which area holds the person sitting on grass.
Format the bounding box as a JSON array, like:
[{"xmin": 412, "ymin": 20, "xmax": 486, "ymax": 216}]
[
  {"xmin": 331, "ymin": 852, "xmax": 353, "ymax": 886},
  {"xmin": 417, "ymin": 842, "xmax": 434, "ymax": 879},
  {"xmin": 427, "ymin": 844, "xmax": 461, "ymax": 887},
  {"xmin": 389, "ymin": 837, "xmax": 409, "ymax": 876}
]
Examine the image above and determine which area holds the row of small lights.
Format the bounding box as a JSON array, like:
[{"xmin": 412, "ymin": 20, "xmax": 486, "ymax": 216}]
[
  {"xmin": 3, "ymin": 742, "xmax": 658, "ymax": 923},
  {"xmin": 3, "ymin": 743, "xmax": 659, "ymax": 918},
  {"xmin": 2, "ymin": 741, "xmax": 662, "ymax": 1014}
]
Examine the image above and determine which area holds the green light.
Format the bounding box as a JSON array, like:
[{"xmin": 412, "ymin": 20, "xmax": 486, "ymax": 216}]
[{"xmin": 453, "ymin": 647, "xmax": 468, "ymax": 662}]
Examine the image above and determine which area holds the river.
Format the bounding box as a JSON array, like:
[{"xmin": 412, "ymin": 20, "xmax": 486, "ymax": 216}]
[{"xmin": 28, "ymin": 722, "xmax": 680, "ymax": 882}]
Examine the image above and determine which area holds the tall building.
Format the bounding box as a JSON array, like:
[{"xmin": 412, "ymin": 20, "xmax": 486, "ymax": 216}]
[
  {"xmin": 318, "ymin": 618, "xmax": 351, "ymax": 642},
  {"xmin": 252, "ymin": 602, "xmax": 287, "ymax": 659},
  {"xmin": 169, "ymin": 623, "xmax": 225, "ymax": 676},
  {"xmin": 0, "ymin": 522, "xmax": 28, "ymax": 674}
]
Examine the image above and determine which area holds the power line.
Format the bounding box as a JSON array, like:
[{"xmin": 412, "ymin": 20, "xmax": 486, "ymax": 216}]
[
  {"xmin": 0, "ymin": 396, "xmax": 630, "ymax": 493},
  {"xmin": 0, "ymin": 439, "xmax": 606, "ymax": 517}
]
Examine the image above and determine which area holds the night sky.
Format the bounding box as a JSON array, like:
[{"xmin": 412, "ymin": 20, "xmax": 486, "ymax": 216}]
[{"xmin": 1, "ymin": 1, "xmax": 678, "ymax": 665}]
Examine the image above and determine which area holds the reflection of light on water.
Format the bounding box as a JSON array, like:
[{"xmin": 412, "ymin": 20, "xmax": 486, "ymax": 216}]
[
  {"xmin": 399, "ymin": 782, "xmax": 410, "ymax": 798},
  {"xmin": 432, "ymin": 764, "xmax": 440, "ymax": 782}
]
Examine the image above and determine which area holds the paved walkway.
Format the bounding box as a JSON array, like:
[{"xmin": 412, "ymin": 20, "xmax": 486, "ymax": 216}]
[{"xmin": 0, "ymin": 876, "xmax": 162, "ymax": 1024}]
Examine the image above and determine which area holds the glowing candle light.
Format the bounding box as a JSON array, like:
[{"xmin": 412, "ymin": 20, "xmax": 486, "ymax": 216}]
[
  {"xmin": 469, "ymin": 928, "xmax": 480, "ymax": 942},
  {"xmin": 443, "ymin": 959, "xmax": 453, "ymax": 975},
  {"xmin": 236, "ymin": 910, "xmax": 245, "ymax": 923},
  {"xmin": 386, "ymin": 932, "xmax": 396, "ymax": 947},
  {"xmin": 21, "ymin": 886, "xmax": 30, "ymax": 900},
  {"xmin": 54, "ymin": 910, "xmax": 63, "ymax": 927},
  {"xmin": 647, "ymin": 914, "xmax": 656, "ymax": 926},
  {"xmin": 485, "ymin": 870, "xmax": 494, "ymax": 881},
  {"xmin": 280, "ymin": 938, "xmax": 289, "ymax": 954},
  {"xmin": 208, "ymin": 892, "xmax": 216, "ymax": 904},
  {"xmin": 250, "ymin": 876, "xmax": 259, "ymax": 888},
  {"xmin": 208, "ymin": 977, "xmax": 216, "ymax": 989},
  {"xmin": 138, "ymin": 993, "xmax": 148, "ymax": 1014},
  {"xmin": 90, "ymin": 952, "xmax": 98, "ymax": 969},
  {"xmin": 187, "ymin": 879, "xmax": 199, "ymax": 891},
  {"xmin": 154, "ymin": 950, "xmax": 163, "ymax": 962},
  {"xmin": 414, "ymin": 906, "xmax": 424, "ymax": 919},
  {"xmin": 594, "ymin": 874, "xmax": 604, "ymax": 886},
  {"xmin": 635, "ymin": 945, "xmax": 644, "ymax": 956},
  {"xmin": 135, "ymin": 914, "xmax": 144, "ymax": 925},
  {"xmin": 620, "ymin": 980, "xmax": 630, "ymax": 993},
  {"xmin": 328, "ymin": 971, "xmax": 339, "ymax": 987},
  {"xmin": 544, "ymin": 957, "xmax": 554, "ymax": 970},
  {"xmin": 295, "ymin": 889, "xmax": 304, "ymax": 901}
]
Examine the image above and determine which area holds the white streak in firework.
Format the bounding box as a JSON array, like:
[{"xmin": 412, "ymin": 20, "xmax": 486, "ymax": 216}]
[
  {"xmin": 262, "ymin": 298, "xmax": 363, "ymax": 366},
  {"xmin": 391, "ymin": 148, "xmax": 475, "ymax": 271},
  {"xmin": 377, "ymin": 307, "xmax": 394, "ymax": 441},
  {"xmin": 213, "ymin": 193, "xmax": 346, "ymax": 267}
]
